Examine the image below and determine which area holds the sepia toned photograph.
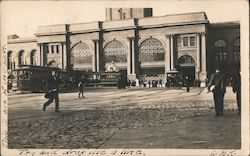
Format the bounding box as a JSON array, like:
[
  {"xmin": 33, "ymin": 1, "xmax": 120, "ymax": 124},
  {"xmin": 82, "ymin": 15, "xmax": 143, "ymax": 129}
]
[{"xmin": 1, "ymin": 0, "xmax": 249, "ymax": 156}]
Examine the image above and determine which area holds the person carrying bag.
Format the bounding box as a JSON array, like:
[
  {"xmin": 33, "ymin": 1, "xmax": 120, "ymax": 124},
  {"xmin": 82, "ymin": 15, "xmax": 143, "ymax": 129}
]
[{"xmin": 43, "ymin": 71, "xmax": 60, "ymax": 112}]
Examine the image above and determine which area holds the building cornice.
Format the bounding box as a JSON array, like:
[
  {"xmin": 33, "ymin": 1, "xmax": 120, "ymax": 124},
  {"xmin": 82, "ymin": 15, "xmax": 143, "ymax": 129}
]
[
  {"xmin": 102, "ymin": 26, "xmax": 137, "ymax": 32},
  {"xmin": 69, "ymin": 29, "xmax": 101, "ymax": 35},
  {"xmin": 35, "ymin": 32, "xmax": 68, "ymax": 36},
  {"xmin": 7, "ymin": 37, "xmax": 37, "ymax": 44},
  {"xmin": 139, "ymin": 20, "xmax": 209, "ymax": 29}
]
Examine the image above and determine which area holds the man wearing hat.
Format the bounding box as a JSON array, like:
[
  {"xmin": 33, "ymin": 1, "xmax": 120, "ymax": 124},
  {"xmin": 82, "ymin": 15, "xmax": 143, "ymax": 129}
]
[
  {"xmin": 207, "ymin": 67, "xmax": 226, "ymax": 116},
  {"xmin": 43, "ymin": 71, "xmax": 60, "ymax": 112}
]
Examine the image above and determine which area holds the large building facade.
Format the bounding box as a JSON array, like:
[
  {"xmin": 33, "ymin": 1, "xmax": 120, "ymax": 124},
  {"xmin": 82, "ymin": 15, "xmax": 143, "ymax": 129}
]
[{"xmin": 7, "ymin": 9, "xmax": 240, "ymax": 85}]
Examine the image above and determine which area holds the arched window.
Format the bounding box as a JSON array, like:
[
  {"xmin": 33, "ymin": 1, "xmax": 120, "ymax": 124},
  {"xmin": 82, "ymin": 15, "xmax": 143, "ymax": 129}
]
[
  {"xmin": 30, "ymin": 50, "xmax": 37, "ymax": 65},
  {"xmin": 214, "ymin": 40, "xmax": 227, "ymax": 62},
  {"xmin": 18, "ymin": 50, "xmax": 25, "ymax": 65},
  {"xmin": 177, "ymin": 55, "xmax": 195, "ymax": 64},
  {"xmin": 8, "ymin": 51, "xmax": 13, "ymax": 69},
  {"xmin": 71, "ymin": 42, "xmax": 92, "ymax": 66},
  {"xmin": 139, "ymin": 38, "xmax": 165, "ymax": 62},
  {"xmin": 103, "ymin": 40, "xmax": 127, "ymax": 64},
  {"xmin": 233, "ymin": 38, "xmax": 240, "ymax": 62}
]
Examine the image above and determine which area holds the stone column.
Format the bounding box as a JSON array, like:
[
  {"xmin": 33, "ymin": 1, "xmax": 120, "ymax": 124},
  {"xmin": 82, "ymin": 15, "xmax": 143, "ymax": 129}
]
[
  {"xmin": 61, "ymin": 43, "xmax": 64, "ymax": 68},
  {"xmin": 92, "ymin": 40, "xmax": 97, "ymax": 72},
  {"xmin": 195, "ymin": 33, "xmax": 201, "ymax": 79},
  {"xmin": 40, "ymin": 44, "xmax": 44, "ymax": 66},
  {"xmin": 170, "ymin": 34, "xmax": 175, "ymax": 70},
  {"xmin": 200, "ymin": 32, "xmax": 207, "ymax": 86},
  {"xmin": 165, "ymin": 35, "xmax": 171, "ymax": 73},
  {"xmin": 61, "ymin": 43, "xmax": 67, "ymax": 69},
  {"xmin": 127, "ymin": 37, "xmax": 136, "ymax": 80},
  {"xmin": 126, "ymin": 37, "xmax": 132, "ymax": 75},
  {"xmin": 96, "ymin": 40, "xmax": 100, "ymax": 72},
  {"xmin": 131, "ymin": 37, "xmax": 136, "ymax": 75}
]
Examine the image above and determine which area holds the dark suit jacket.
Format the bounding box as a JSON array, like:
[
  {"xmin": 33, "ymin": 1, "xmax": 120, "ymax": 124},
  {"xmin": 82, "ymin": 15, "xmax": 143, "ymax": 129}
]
[
  {"xmin": 46, "ymin": 75, "xmax": 59, "ymax": 91},
  {"xmin": 231, "ymin": 72, "xmax": 241, "ymax": 93},
  {"xmin": 208, "ymin": 71, "xmax": 226, "ymax": 94}
]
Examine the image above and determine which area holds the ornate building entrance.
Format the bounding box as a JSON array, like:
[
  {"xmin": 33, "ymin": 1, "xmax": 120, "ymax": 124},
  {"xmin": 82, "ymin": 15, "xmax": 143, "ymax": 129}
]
[{"xmin": 177, "ymin": 55, "xmax": 195, "ymax": 80}]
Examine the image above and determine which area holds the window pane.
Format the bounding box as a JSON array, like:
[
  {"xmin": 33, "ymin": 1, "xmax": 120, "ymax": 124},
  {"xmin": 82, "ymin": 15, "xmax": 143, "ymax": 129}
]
[
  {"xmin": 56, "ymin": 45, "xmax": 59, "ymax": 53},
  {"xmin": 183, "ymin": 37, "xmax": 188, "ymax": 46},
  {"xmin": 190, "ymin": 37, "xmax": 195, "ymax": 46},
  {"xmin": 51, "ymin": 45, "xmax": 54, "ymax": 53}
]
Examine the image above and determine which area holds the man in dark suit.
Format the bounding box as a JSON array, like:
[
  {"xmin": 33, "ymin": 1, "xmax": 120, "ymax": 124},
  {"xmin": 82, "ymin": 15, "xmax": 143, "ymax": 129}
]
[
  {"xmin": 43, "ymin": 71, "xmax": 60, "ymax": 112},
  {"xmin": 231, "ymin": 70, "xmax": 241, "ymax": 114},
  {"xmin": 78, "ymin": 79, "xmax": 85, "ymax": 98},
  {"xmin": 207, "ymin": 68, "xmax": 226, "ymax": 116}
]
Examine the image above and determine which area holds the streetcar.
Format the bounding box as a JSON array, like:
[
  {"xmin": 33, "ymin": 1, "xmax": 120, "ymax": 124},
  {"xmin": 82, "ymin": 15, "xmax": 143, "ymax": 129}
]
[
  {"xmin": 11, "ymin": 65, "xmax": 66, "ymax": 92},
  {"xmin": 9, "ymin": 65, "xmax": 123, "ymax": 92}
]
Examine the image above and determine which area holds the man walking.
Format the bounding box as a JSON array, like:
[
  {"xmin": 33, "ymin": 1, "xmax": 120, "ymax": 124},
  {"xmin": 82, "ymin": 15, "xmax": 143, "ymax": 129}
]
[
  {"xmin": 231, "ymin": 70, "xmax": 241, "ymax": 114},
  {"xmin": 43, "ymin": 71, "xmax": 60, "ymax": 112},
  {"xmin": 207, "ymin": 68, "xmax": 226, "ymax": 116},
  {"xmin": 78, "ymin": 80, "xmax": 85, "ymax": 98}
]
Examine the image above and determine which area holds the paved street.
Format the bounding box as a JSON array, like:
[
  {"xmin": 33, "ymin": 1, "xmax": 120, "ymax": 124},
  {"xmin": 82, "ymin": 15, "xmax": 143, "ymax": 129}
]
[{"xmin": 8, "ymin": 87, "xmax": 240, "ymax": 149}]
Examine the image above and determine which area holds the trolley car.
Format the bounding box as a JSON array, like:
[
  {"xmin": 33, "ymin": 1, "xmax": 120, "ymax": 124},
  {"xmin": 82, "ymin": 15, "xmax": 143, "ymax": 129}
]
[
  {"xmin": 11, "ymin": 65, "xmax": 66, "ymax": 92},
  {"xmin": 10, "ymin": 65, "xmax": 124, "ymax": 92}
]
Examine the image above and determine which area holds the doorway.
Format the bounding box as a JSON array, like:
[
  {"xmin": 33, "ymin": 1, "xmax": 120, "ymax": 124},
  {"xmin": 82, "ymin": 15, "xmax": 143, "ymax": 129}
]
[{"xmin": 179, "ymin": 66, "xmax": 195, "ymax": 81}]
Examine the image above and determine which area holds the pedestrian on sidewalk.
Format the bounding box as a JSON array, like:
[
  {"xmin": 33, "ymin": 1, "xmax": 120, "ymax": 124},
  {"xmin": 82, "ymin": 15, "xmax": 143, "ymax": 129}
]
[
  {"xmin": 231, "ymin": 69, "xmax": 241, "ymax": 114},
  {"xmin": 207, "ymin": 67, "xmax": 226, "ymax": 116},
  {"xmin": 78, "ymin": 80, "xmax": 85, "ymax": 98},
  {"xmin": 43, "ymin": 71, "xmax": 60, "ymax": 112},
  {"xmin": 148, "ymin": 80, "xmax": 151, "ymax": 87},
  {"xmin": 159, "ymin": 79, "xmax": 162, "ymax": 87}
]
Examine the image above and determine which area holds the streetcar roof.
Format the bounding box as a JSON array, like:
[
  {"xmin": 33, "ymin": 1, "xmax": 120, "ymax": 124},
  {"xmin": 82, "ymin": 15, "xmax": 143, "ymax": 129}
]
[{"xmin": 12, "ymin": 65, "xmax": 61, "ymax": 71}]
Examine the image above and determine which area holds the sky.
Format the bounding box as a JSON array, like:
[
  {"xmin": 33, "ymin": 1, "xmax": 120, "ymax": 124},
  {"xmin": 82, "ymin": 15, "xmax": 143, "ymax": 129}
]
[{"xmin": 0, "ymin": 0, "xmax": 248, "ymax": 40}]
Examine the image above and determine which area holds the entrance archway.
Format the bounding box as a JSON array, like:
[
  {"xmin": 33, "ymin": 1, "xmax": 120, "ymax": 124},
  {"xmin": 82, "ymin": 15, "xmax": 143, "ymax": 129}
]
[{"xmin": 177, "ymin": 55, "xmax": 195, "ymax": 81}]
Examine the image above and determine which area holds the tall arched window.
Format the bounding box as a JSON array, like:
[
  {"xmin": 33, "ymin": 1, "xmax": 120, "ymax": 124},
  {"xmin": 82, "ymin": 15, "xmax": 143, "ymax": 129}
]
[
  {"xmin": 103, "ymin": 40, "xmax": 127, "ymax": 64},
  {"xmin": 8, "ymin": 51, "xmax": 13, "ymax": 69},
  {"xmin": 18, "ymin": 50, "xmax": 25, "ymax": 65},
  {"xmin": 233, "ymin": 38, "xmax": 240, "ymax": 62},
  {"xmin": 214, "ymin": 40, "xmax": 227, "ymax": 62},
  {"xmin": 30, "ymin": 50, "xmax": 37, "ymax": 65},
  {"xmin": 71, "ymin": 42, "xmax": 92, "ymax": 67},
  {"xmin": 139, "ymin": 38, "xmax": 165, "ymax": 62}
]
